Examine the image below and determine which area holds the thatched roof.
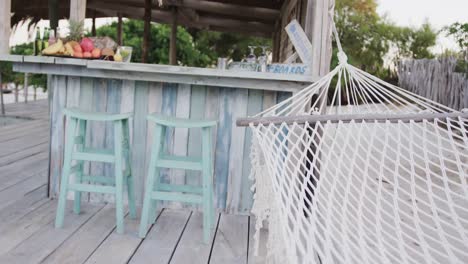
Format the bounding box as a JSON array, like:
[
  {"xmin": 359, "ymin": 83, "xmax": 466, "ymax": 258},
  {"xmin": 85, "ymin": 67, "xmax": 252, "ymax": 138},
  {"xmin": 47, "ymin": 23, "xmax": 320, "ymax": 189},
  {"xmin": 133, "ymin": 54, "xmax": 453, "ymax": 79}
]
[{"xmin": 11, "ymin": 0, "xmax": 284, "ymax": 38}]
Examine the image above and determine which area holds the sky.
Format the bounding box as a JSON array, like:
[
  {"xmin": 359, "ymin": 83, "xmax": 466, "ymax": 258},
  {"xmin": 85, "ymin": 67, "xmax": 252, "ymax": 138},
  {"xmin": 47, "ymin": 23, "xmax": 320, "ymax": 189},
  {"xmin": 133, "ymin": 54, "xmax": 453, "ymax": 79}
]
[
  {"xmin": 376, "ymin": 0, "xmax": 468, "ymax": 52},
  {"xmin": 10, "ymin": 0, "xmax": 468, "ymax": 52}
]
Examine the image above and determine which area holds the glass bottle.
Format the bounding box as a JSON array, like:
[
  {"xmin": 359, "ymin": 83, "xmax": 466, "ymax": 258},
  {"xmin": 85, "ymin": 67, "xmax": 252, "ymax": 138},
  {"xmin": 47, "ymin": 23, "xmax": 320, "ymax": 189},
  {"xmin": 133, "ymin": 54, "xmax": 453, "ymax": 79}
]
[
  {"xmin": 246, "ymin": 46, "xmax": 257, "ymax": 63},
  {"xmin": 34, "ymin": 27, "xmax": 43, "ymax": 56},
  {"xmin": 43, "ymin": 28, "xmax": 50, "ymax": 49},
  {"xmin": 49, "ymin": 29, "xmax": 56, "ymax": 45}
]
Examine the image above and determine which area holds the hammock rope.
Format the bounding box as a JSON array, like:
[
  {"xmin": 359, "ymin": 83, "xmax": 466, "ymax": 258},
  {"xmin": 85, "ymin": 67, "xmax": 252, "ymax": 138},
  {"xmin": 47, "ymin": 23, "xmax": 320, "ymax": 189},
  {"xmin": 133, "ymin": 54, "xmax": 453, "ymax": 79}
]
[{"xmin": 243, "ymin": 16, "xmax": 468, "ymax": 264}]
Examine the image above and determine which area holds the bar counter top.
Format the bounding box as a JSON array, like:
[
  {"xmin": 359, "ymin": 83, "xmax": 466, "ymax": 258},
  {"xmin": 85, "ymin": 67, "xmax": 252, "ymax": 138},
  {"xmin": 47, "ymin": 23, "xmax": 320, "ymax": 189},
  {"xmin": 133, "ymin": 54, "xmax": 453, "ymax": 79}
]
[{"xmin": 1, "ymin": 55, "xmax": 315, "ymax": 92}]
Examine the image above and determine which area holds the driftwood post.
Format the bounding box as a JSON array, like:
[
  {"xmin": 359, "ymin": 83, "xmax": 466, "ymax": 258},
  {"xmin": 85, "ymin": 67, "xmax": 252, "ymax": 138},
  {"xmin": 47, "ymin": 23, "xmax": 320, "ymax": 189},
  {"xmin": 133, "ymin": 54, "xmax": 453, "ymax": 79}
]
[
  {"xmin": 69, "ymin": 0, "xmax": 86, "ymax": 22},
  {"xmin": 142, "ymin": 0, "xmax": 152, "ymax": 63},
  {"xmin": 24, "ymin": 73, "xmax": 29, "ymax": 103},
  {"xmin": 48, "ymin": 0, "xmax": 58, "ymax": 31},
  {"xmin": 117, "ymin": 13, "xmax": 123, "ymax": 45},
  {"xmin": 91, "ymin": 12, "xmax": 97, "ymax": 36},
  {"xmin": 169, "ymin": 7, "xmax": 178, "ymax": 65},
  {"xmin": 0, "ymin": 0, "xmax": 10, "ymax": 115},
  {"xmin": 14, "ymin": 84, "xmax": 18, "ymax": 103}
]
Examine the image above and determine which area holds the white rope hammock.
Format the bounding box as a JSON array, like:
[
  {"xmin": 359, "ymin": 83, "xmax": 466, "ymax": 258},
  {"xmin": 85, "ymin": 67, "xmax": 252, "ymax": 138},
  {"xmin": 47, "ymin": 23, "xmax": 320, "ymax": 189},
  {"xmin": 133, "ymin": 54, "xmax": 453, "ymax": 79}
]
[{"xmin": 241, "ymin": 18, "xmax": 468, "ymax": 264}]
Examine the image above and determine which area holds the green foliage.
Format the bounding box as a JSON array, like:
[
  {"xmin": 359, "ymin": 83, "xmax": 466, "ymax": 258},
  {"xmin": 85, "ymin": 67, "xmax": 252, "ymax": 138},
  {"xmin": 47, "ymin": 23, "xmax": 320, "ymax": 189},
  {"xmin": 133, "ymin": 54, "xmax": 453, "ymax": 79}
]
[
  {"xmin": 443, "ymin": 22, "xmax": 468, "ymax": 50},
  {"xmin": 333, "ymin": 0, "xmax": 437, "ymax": 82},
  {"xmin": 94, "ymin": 20, "xmax": 270, "ymax": 67}
]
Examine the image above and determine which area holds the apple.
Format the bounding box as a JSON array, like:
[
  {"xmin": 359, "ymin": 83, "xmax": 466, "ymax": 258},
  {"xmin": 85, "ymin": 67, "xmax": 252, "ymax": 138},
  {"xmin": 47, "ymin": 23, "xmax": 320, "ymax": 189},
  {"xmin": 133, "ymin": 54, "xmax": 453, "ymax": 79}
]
[
  {"xmin": 83, "ymin": 51, "xmax": 92, "ymax": 58},
  {"xmin": 91, "ymin": 48, "xmax": 101, "ymax": 58},
  {"xmin": 80, "ymin": 38, "xmax": 94, "ymax": 52},
  {"xmin": 73, "ymin": 44, "xmax": 82, "ymax": 53},
  {"xmin": 73, "ymin": 51, "xmax": 83, "ymax": 58}
]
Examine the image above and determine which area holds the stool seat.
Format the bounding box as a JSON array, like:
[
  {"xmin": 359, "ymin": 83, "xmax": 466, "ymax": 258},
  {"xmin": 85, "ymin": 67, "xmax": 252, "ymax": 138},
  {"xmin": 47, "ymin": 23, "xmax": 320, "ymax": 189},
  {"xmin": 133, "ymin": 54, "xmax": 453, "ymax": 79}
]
[
  {"xmin": 64, "ymin": 108, "xmax": 133, "ymax": 121},
  {"xmin": 147, "ymin": 114, "xmax": 217, "ymax": 128}
]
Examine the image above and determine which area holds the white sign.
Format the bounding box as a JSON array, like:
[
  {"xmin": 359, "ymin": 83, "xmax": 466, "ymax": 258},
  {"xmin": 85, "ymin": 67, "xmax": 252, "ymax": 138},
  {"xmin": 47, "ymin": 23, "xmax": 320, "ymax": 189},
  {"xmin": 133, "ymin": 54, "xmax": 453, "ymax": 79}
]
[{"xmin": 285, "ymin": 19, "xmax": 313, "ymax": 64}]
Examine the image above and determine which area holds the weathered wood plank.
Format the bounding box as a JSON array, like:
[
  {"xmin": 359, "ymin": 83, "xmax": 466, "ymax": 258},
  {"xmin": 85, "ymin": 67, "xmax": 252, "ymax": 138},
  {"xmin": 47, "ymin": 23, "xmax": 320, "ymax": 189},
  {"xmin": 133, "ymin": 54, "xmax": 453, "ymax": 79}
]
[
  {"xmin": 186, "ymin": 85, "xmax": 207, "ymax": 188},
  {"xmin": 132, "ymin": 81, "xmax": 149, "ymax": 205},
  {"xmin": 129, "ymin": 209, "xmax": 191, "ymax": 264},
  {"xmin": 84, "ymin": 214, "xmax": 142, "ymax": 264},
  {"xmin": 226, "ymin": 88, "xmax": 249, "ymax": 214},
  {"xmin": 0, "ymin": 152, "xmax": 48, "ymax": 192},
  {"xmin": 0, "ymin": 203, "xmax": 103, "ymax": 264},
  {"xmin": 239, "ymin": 90, "xmax": 263, "ymax": 213},
  {"xmin": 160, "ymin": 82, "xmax": 178, "ymax": 185},
  {"xmin": 0, "ymin": 200, "xmax": 57, "ymax": 255},
  {"xmin": 214, "ymin": 87, "xmax": 232, "ymax": 209},
  {"xmin": 172, "ymin": 83, "xmax": 191, "ymax": 188},
  {"xmin": 41, "ymin": 204, "xmax": 121, "ymax": 264},
  {"xmin": 247, "ymin": 216, "xmax": 268, "ymax": 264},
  {"xmin": 0, "ymin": 173, "xmax": 47, "ymax": 211},
  {"xmin": 170, "ymin": 212, "xmax": 220, "ymax": 264},
  {"xmin": 210, "ymin": 213, "xmax": 249, "ymax": 264}
]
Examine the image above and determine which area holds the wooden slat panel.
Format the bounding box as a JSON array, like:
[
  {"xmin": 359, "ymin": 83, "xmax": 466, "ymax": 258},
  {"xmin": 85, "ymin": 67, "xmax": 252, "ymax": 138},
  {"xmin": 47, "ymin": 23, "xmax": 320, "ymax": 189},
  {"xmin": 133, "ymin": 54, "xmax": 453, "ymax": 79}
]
[
  {"xmin": 214, "ymin": 87, "xmax": 233, "ymax": 209},
  {"xmin": 49, "ymin": 76, "xmax": 67, "ymax": 197},
  {"xmin": 239, "ymin": 89, "xmax": 264, "ymax": 213},
  {"xmin": 210, "ymin": 213, "xmax": 249, "ymax": 264},
  {"xmin": 226, "ymin": 88, "xmax": 249, "ymax": 214},
  {"xmin": 186, "ymin": 85, "xmax": 207, "ymax": 188},
  {"xmin": 170, "ymin": 212, "xmax": 220, "ymax": 264},
  {"xmin": 160, "ymin": 82, "xmax": 178, "ymax": 184},
  {"xmin": 132, "ymin": 81, "xmax": 149, "ymax": 205},
  {"xmin": 89, "ymin": 78, "xmax": 108, "ymax": 203},
  {"xmin": 65, "ymin": 76, "xmax": 81, "ymax": 200},
  {"xmin": 172, "ymin": 83, "xmax": 191, "ymax": 187},
  {"xmin": 129, "ymin": 209, "xmax": 191, "ymax": 264}
]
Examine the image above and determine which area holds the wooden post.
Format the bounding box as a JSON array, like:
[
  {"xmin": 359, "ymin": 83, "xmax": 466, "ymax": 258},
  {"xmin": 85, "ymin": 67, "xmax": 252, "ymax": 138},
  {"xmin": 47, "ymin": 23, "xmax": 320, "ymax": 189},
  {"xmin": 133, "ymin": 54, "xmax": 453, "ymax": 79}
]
[
  {"xmin": 14, "ymin": 84, "xmax": 18, "ymax": 103},
  {"xmin": 91, "ymin": 12, "xmax": 97, "ymax": 36},
  {"xmin": 117, "ymin": 13, "xmax": 123, "ymax": 45},
  {"xmin": 34, "ymin": 86, "xmax": 37, "ymax": 101},
  {"xmin": 48, "ymin": 0, "xmax": 59, "ymax": 30},
  {"xmin": 24, "ymin": 73, "xmax": 29, "ymax": 103},
  {"xmin": 69, "ymin": 0, "xmax": 87, "ymax": 22},
  {"xmin": 169, "ymin": 7, "xmax": 178, "ymax": 65},
  {"xmin": 0, "ymin": 0, "xmax": 10, "ymax": 115},
  {"xmin": 142, "ymin": 0, "xmax": 152, "ymax": 63}
]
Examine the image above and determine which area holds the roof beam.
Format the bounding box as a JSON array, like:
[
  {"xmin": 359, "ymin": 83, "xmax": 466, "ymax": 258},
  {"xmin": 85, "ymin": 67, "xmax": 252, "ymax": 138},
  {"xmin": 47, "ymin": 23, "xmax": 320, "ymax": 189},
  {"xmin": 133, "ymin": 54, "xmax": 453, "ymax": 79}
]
[{"xmin": 165, "ymin": 0, "xmax": 280, "ymax": 22}]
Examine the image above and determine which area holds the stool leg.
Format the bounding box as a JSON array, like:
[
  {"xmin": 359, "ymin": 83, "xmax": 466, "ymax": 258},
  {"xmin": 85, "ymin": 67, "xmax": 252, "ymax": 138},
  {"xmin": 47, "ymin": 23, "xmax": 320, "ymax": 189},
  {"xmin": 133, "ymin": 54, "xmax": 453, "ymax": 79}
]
[
  {"xmin": 55, "ymin": 117, "xmax": 78, "ymax": 228},
  {"xmin": 202, "ymin": 127, "xmax": 214, "ymax": 243},
  {"xmin": 123, "ymin": 119, "xmax": 137, "ymax": 219},
  {"xmin": 139, "ymin": 124, "xmax": 163, "ymax": 238},
  {"xmin": 149, "ymin": 125, "xmax": 165, "ymax": 224},
  {"xmin": 114, "ymin": 120, "xmax": 125, "ymax": 234},
  {"xmin": 74, "ymin": 120, "xmax": 86, "ymax": 214}
]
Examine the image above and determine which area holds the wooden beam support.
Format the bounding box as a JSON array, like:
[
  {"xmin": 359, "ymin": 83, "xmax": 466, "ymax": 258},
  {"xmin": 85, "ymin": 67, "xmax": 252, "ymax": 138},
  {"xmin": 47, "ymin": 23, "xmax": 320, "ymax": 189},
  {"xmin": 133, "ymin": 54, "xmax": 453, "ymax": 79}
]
[
  {"xmin": 165, "ymin": 0, "xmax": 280, "ymax": 22},
  {"xmin": 48, "ymin": 0, "xmax": 59, "ymax": 31},
  {"xmin": 91, "ymin": 11, "xmax": 97, "ymax": 36},
  {"xmin": 117, "ymin": 13, "xmax": 123, "ymax": 45},
  {"xmin": 169, "ymin": 8, "xmax": 178, "ymax": 65},
  {"xmin": 142, "ymin": 0, "xmax": 151, "ymax": 63},
  {"xmin": 69, "ymin": 0, "xmax": 87, "ymax": 22}
]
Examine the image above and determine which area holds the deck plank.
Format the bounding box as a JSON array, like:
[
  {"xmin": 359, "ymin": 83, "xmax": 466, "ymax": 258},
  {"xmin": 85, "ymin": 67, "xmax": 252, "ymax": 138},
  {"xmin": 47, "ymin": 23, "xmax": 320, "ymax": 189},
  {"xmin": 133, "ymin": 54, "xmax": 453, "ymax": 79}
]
[
  {"xmin": 0, "ymin": 152, "xmax": 48, "ymax": 191},
  {"xmin": 170, "ymin": 212, "xmax": 220, "ymax": 264},
  {"xmin": 0, "ymin": 200, "xmax": 57, "ymax": 255},
  {"xmin": 41, "ymin": 204, "xmax": 121, "ymax": 264},
  {"xmin": 84, "ymin": 214, "xmax": 143, "ymax": 264},
  {"xmin": 0, "ymin": 202, "xmax": 103, "ymax": 264},
  {"xmin": 0, "ymin": 173, "xmax": 48, "ymax": 211},
  {"xmin": 129, "ymin": 209, "xmax": 191, "ymax": 264},
  {"xmin": 210, "ymin": 213, "xmax": 249, "ymax": 264}
]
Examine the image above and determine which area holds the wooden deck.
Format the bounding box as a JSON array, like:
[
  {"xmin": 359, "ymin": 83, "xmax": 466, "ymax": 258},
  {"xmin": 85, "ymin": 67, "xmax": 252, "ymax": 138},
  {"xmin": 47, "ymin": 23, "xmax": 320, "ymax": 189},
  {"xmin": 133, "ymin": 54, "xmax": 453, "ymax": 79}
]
[{"xmin": 0, "ymin": 100, "xmax": 265, "ymax": 264}]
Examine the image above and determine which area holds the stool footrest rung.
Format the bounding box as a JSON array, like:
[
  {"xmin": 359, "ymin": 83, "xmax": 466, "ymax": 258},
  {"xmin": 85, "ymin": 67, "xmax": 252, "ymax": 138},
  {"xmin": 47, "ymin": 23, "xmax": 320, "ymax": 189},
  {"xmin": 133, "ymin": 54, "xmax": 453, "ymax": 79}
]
[
  {"xmin": 68, "ymin": 183, "xmax": 116, "ymax": 194},
  {"xmin": 151, "ymin": 191, "xmax": 202, "ymax": 204},
  {"xmin": 158, "ymin": 183, "xmax": 203, "ymax": 194},
  {"xmin": 73, "ymin": 150, "xmax": 115, "ymax": 163},
  {"xmin": 82, "ymin": 175, "xmax": 115, "ymax": 185},
  {"xmin": 155, "ymin": 155, "xmax": 202, "ymax": 171}
]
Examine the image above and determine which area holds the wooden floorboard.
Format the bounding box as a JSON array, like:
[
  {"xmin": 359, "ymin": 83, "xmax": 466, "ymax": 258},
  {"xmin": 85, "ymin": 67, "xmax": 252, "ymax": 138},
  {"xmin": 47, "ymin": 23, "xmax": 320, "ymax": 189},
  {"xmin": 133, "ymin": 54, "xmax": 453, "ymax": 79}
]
[
  {"xmin": 41, "ymin": 204, "xmax": 122, "ymax": 264},
  {"xmin": 170, "ymin": 212, "xmax": 220, "ymax": 264},
  {"xmin": 0, "ymin": 202, "xmax": 103, "ymax": 264},
  {"xmin": 129, "ymin": 209, "xmax": 191, "ymax": 264},
  {"xmin": 210, "ymin": 213, "xmax": 249, "ymax": 264}
]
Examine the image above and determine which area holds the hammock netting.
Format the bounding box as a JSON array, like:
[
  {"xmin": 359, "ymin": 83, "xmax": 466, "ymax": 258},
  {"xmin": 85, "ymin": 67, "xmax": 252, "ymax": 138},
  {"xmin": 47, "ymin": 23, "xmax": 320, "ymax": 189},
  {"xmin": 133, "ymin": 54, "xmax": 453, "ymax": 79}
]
[{"xmin": 246, "ymin": 23, "xmax": 468, "ymax": 264}]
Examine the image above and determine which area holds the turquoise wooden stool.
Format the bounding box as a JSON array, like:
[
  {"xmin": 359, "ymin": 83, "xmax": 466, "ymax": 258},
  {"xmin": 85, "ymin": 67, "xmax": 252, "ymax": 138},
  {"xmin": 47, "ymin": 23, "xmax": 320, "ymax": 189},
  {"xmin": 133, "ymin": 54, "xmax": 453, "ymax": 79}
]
[
  {"xmin": 55, "ymin": 108, "xmax": 137, "ymax": 234},
  {"xmin": 139, "ymin": 114, "xmax": 217, "ymax": 243}
]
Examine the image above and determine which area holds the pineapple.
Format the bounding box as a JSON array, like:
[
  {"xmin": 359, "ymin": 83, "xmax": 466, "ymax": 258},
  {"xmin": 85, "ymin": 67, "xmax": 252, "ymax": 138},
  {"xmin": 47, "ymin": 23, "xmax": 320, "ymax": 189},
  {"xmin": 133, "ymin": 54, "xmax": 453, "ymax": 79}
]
[{"xmin": 67, "ymin": 19, "xmax": 85, "ymax": 41}]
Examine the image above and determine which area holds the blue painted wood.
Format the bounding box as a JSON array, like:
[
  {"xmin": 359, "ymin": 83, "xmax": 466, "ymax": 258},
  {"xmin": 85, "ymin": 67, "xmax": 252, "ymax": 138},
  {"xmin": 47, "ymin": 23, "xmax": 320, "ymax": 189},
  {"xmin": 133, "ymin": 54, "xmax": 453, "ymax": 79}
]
[
  {"xmin": 132, "ymin": 81, "xmax": 149, "ymax": 204},
  {"xmin": 214, "ymin": 87, "xmax": 233, "ymax": 209},
  {"xmin": 187, "ymin": 85, "xmax": 207, "ymax": 188},
  {"xmin": 239, "ymin": 89, "xmax": 263, "ymax": 213},
  {"xmin": 160, "ymin": 82, "xmax": 178, "ymax": 184}
]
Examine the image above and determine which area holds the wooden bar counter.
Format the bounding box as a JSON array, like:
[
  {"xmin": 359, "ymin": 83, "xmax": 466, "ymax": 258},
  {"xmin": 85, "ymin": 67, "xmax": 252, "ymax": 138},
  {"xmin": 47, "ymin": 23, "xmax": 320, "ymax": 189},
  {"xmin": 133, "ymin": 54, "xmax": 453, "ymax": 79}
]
[{"xmin": 2, "ymin": 55, "xmax": 314, "ymax": 214}]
